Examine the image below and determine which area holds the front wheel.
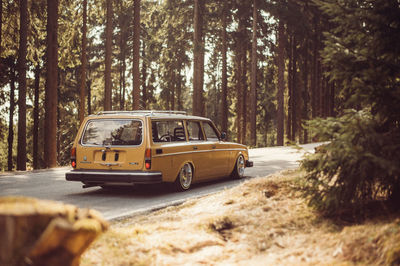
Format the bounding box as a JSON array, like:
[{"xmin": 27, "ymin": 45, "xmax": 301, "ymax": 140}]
[
  {"xmin": 174, "ymin": 163, "xmax": 193, "ymax": 191},
  {"xmin": 231, "ymin": 155, "xmax": 245, "ymax": 179}
]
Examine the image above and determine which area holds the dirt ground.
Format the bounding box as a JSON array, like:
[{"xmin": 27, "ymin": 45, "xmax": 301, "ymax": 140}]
[{"xmin": 81, "ymin": 170, "xmax": 400, "ymax": 266}]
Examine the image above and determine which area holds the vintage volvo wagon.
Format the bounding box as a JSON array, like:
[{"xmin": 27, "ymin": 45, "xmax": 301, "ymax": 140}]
[{"xmin": 65, "ymin": 110, "xmax": 253, "ymax": 191}]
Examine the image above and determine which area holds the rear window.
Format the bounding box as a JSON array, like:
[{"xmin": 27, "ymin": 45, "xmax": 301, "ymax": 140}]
[{"xmin": 81, "ymin": 119, "xmax": 142, "ymax": 146}]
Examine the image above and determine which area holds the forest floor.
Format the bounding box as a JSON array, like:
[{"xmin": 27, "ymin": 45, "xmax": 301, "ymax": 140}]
[{"xmin": 81, "ymin": 169, "xmax": 400, "ymax": 266}]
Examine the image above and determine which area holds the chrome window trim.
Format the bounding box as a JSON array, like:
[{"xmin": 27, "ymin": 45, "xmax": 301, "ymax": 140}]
[{"xmin": 152, "ymin": 148, "xmax": 247, "ymax": 158}]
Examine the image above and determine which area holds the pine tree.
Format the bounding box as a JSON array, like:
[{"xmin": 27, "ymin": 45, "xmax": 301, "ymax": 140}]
[{"xmin": 302, "ymin": 0, "xmax": 400, "ymax": 214}]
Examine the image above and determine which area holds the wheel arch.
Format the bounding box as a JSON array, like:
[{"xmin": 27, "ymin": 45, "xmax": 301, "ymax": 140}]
[
  {"xmin": 172, "ymin": 160, "xmax": 195, "ymax": 183},
  {"xmin": 229, "ymin": 151, "xmax": 244, "ymax": 173}
]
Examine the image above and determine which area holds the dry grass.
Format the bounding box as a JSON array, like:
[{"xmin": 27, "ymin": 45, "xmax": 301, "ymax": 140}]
[{"xmin": 81, "ymin": 170, "xmax": 400, "ymax": 265}]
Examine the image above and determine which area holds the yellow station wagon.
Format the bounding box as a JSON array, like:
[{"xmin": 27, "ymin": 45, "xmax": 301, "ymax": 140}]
[{"xmin": 65, "ymin": 110, "xmax": 253, "ymax": 191}]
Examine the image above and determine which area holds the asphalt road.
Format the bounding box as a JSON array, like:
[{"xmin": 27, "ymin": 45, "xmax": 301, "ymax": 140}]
[{"xmin": 0, "ymin": 143, "xmax": 320, "ymax": 220}]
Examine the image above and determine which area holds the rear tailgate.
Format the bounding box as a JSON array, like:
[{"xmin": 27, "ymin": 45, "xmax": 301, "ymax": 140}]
[{"xmin": 76, "ymin": 118, "xmax": 145, "ymax": 171}]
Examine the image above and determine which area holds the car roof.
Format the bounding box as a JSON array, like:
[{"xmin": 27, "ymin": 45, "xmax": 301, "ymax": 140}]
[{"xmin": 87, "ymin": 110, "xmax": 211, "ymax": 121}]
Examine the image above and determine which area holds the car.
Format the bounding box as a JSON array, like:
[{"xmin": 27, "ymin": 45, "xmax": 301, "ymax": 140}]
[{"xmin": 65, "ymin": 110, "xmax": 253, "ymax": 191}]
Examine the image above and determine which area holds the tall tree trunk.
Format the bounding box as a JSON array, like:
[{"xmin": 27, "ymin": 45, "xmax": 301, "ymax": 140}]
[
  {"xmin": 321, "ymin": 75, "xmax": 327, "ymax": 118},
  {"xmin": 132, "ymin": 0, "xmax": 140, "ymax": 110},
  {"xmin": 79, "ymin": 0, "xmax": 87, "ymax": 123},
  {"xmin": 235, "ymin": 36, "xmax": 243, "ymax": 143},
  {"xmin": 250, "ymin": 0, "xmax": 257, "ymax": 146},
  {"xmin": 311, "ymin": 15, "xmax": 318, "ymax": 118},
  {"xmin": 0, "ymin": 0, "xmax": 2, "ymax": 57},
  {"xmin": 316, "ymin": 53, "xmax": 322, "ymax": 117},
  {"xmin": 234, "ymin": 52, "xmax": 241, "ymax": 143},
  {"xmin": 118, "ymin": 0, "xmax": 126, "ymax": 110},
  {"xmin": 330, "ymin": 82, "xmax": 335, "ymax": 117},
  {"xmin": 121, "ymin": 58, "xmax": 126, "ymax": 109},
  {"xmin": 119, "ymin": 55, "xmax": 122, "ymax": 108},
  {"xmin": 193, "ymin": 0, "xmax": 205, "ymax": 116},
  {"xmin": 287, "ymin": 34, "xmax": 293, "ymax": 142},
  {"xmin": 33, "ymin": 65, "xmax": 41, "ymax": 169},
  {"xmin": 171, "ymin": 70, "xmax": 175, "ymax": 110},
  {"xmin": 120, "ymin": 47, "xmax": 126, "ymax": 110},
  {"xmin": 17, "ymin": 0, "xmax": 27, "ymax": 171},
  {"xmin": 104, "ymin": 0, "xmax": 112, "ymax": 111},
  {"xmin": 44, "ymin": 0, "xmax": 59, "ymax": 168},
  {"xmin": 241, "ymin": 46, "xmax": 247, "ymax": 145},
  {"xmin": 302, "ymin": 39, "xmax": 309, "ymax": 144},
  {"xmin": 177, "ymin": 64, "xmax": 183, "ymax": 110},
  {"xmin": 236, "ymin": 4, "xmax": 248, "ymax": 144},
  {"xmin": 220, "ymin": 2, "xmax": 228, "ymax": 134},
  {"xmin": 87, "ymin": 79, "xmax": 92, "ymax": 114},
  {"xmin": 141, "ymin": 41, "xmax": 147, "ymax": 109},
  {"xmin": 8, "ymin": 66, "xmax": 16, "ymax": 171},
  {"xmin": 291, "ymin": 34, "xmax": 297, "ymax": 142},
  {"xmin": 277, "ymin": 20, "xmax": 285, "ymax": 146}
]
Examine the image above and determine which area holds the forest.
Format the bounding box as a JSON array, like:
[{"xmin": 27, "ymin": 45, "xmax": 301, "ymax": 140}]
[{"xmin": 0, "ymin": 0, "xmax": 399, "ymax": 190}]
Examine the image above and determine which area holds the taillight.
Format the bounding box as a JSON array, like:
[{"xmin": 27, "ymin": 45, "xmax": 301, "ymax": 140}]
[
  {"xmin": 71, "ymin": 147, "xmax": 77, "ymax": 168},
  {"xmin": 145, "ymin": 148, "xmax": 151, "ymax": 170}
]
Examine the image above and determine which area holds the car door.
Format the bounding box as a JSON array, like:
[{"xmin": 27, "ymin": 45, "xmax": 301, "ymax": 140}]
[
  {"xmin": 201, "ymin": 121, "xmax": 229, "ymax": 178},
  {"xmin": 186, "ymin": 120, "xmax": 211, "ymax": 180}
]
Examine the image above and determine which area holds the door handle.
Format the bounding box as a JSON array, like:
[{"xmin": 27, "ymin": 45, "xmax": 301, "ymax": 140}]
[{"xmin": 193, "ymin": 146, "xmax": 198, "ymax": 150}]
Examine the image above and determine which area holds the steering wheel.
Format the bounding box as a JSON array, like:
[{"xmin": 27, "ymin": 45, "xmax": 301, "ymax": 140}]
[{"xmin": 160, "ymin": 134, "xmax": 173, "ymax": 142}]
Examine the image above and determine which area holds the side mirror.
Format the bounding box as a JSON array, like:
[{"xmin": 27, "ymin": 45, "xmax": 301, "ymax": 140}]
[{"xmin": 220, "ymin": 132, "xmax": 227, "ymax": 141}]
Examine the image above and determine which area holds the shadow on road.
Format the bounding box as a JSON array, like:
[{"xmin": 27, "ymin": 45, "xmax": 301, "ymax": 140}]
[{"xmin": 65, "ymin": 176, "xmax": 246, "ymax": 199}]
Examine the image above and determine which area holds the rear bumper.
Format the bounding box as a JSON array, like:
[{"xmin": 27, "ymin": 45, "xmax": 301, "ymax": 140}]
[
  {"xmin": 246, "ymin": 160, "xmax": 254, "ymax": 167},
  {"xmin": 65, "ymin": 169, "xmax": 163, "ymax": 185}
]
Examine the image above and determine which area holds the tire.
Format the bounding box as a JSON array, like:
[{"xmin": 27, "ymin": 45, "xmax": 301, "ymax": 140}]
[
  {"xmin": 174, "ymin": 163, "xmax": 193, "ymax": 191},
  {"xmin": 231, "ymin": 155, "xmax": 245, "ymax": 179}
]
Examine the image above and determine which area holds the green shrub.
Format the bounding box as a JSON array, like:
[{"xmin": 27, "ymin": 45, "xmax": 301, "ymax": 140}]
[{"xmin": 301, "ymin": 109, "xmax": 400, "ymax": 216}]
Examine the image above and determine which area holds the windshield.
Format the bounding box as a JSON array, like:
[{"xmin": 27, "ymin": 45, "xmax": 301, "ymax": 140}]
[{"xmin": 81, "ymin": 119, "xmax": 142, "ymax": 146}]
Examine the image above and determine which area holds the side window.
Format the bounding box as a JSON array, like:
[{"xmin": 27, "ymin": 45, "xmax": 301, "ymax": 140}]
[
  {"xmin": 152, "ymin": 120, "xmax": 186, "ymax": 142},
  {"xmin": 187, "ymin": 121, "xmax": 204, "ymax": 141},
  {"xmin": 202, "ymin": 122, "xmax": 219, "ymax": 141}
]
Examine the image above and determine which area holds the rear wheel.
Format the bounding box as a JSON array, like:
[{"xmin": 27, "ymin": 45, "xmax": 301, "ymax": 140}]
[
  {"xmin": 231, "ymin": 155, "xmax": 245, "ymax": 179},
  {"xmin": 174, "ymin": 163, "xmax": 193, "ymax": 191}
]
